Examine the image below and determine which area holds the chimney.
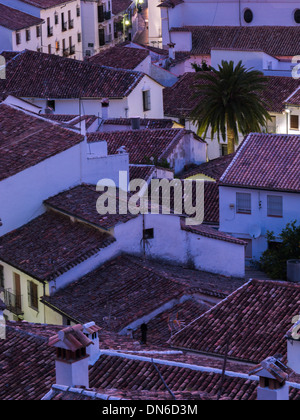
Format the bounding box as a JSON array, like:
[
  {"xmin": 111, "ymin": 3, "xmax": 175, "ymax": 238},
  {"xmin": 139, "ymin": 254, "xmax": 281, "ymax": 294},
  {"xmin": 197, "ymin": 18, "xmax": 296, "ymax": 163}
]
[
  {"xmin": 131, "ymin": 116, "xmax": 141, "ymax": 130},
  {"xmin": 167, "ymin": 42, "xmax": 176, "ymax": 60},
  {"xmin": 49, "ymin": 324, "xmax": 93, "ymax": 388},
  {"xmin": 249, "ymin": 356, "xmax": 292, "ymax": 401},
  {"xmin": 286, "ymin": 317, "xmax": 300, "ymax": 374},
  {"xmin": 82, "ymin": 321, "xmax": 101, "ymax": 364}
]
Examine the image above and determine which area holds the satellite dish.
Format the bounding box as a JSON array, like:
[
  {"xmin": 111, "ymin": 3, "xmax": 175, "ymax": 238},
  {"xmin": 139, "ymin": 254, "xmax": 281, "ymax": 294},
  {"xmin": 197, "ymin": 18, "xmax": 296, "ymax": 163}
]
[{"xmin": 249, "ymin": 225, "xmax": 261, "ymax": 239}]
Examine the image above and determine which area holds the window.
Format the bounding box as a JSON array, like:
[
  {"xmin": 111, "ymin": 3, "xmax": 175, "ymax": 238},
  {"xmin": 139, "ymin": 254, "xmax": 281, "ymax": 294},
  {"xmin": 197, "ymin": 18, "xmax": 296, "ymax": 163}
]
[
  {"xmin": 267, "ymin": 195, "xmax": 283, "ymax": 218},
  {"xmin": 27, "ymin": 281, "xmax": 38, "ymax": 311},
  {"xmin": 236, "ymin": 193, "xmax": 251, "ymax": 214},
  {"xmin": 54, "ymin": 13, "xmax": 59, "ymax": 25},
  {"xmin": 221, "ymin": 144, "xmax": 228, "ymax": 156},
  {"xmin": 16, "ymin": 32, "xmax": 21, "ymax": 45},
  {"xmin": 55, "ymin": 41, "xmax": 60, "ymax": 52},
  {"xmin": 77, "ymin": 32, "xmax": 81, "ymax": 43},
  {"xmin": 267, "ymin": 116, "xmax": 276, "ymax": 133},
  {"xmin": 26, "ymin": 29, "xmax": 31, "ymax": 42},
  {"xmin": 295, "ymin": 9, "xmax": 300, "ymax": 24},
  {"xmin": 290, "ymin": 115, "xmax": 299, "ymax": 130},
  {"xmin": 244, "ymin": 9, "xmax": 253, "ymax": 23},
  {"xmin": 0, "ymin": 265, "xmax": 4, "ymax": 290},
  {"xmin": 77, "ymin": 6, "xmax": 81, "ymax": 17},
  {"xmin": 239, "ymin": 239, "xmax": 253, "ymax": 259},
  {"xmin": 46, "ymin": 99, "xmax": 55, "ymax": 111},
  {"xmin": 36, "ymin": 25, "xmax": 41, "ymax": 38},
  {"xmin": 48, "ymin": 44, "xmax": 52, "ymax": 54},
  {"xmin": 143, "ymin": 228, "xmax": 154, "ymax": 240},
  {"xmin": 143, "ymin": 90, "xmax": 151, "ymax": 112}
]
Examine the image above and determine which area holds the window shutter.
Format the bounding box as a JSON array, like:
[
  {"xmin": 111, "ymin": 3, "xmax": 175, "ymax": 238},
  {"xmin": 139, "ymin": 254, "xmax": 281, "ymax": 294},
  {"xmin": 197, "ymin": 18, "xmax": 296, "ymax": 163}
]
[
  {"xmin": 236, "ymin": 193, "xmax": 251, "ymax": 214},
  {"xmin": 267, "ymin": 196, "xmax": 283, "ymax": 217}
]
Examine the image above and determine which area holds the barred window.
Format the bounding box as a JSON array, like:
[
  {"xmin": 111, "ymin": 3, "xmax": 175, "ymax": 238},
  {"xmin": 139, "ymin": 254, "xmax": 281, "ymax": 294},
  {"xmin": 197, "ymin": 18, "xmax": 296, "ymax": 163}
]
[
  {"xmin": 267, "ymin": 195, "xmax": 283, "ymax": 218},
  {"xmin": 236, "ymin": 193, "xmax": 251, "ymax": 214}
]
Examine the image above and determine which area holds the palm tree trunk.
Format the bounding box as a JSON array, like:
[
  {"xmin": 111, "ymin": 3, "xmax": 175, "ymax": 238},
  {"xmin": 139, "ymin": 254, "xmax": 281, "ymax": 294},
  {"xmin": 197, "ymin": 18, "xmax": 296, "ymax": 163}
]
[{"xmin": 226, "ymin": 122, "xmax": 236, "ymax": 155}]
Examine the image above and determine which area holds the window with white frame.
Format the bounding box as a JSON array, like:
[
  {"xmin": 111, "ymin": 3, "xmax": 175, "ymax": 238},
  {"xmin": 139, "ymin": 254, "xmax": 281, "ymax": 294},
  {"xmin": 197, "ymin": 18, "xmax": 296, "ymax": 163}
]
[
  {"xmin": 267, "ymin": 195, "xmax": 283, "ymax": 218},
  {"xmin": 236, "ymin": 192, "xmax": 251, "ymax": 214},
  {"xmin": 143, "ymin": 90, "xmax": 151, "ymax": 112}
]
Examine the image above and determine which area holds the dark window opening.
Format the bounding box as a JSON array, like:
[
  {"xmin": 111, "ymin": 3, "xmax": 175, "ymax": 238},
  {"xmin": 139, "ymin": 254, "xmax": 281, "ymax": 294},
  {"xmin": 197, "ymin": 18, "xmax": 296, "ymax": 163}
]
[
  {"xmin": 46, "ymin": 100, "xmax": 56, "ymax": 111},
  {"xmin": 295, "ymin": 9, "xmax": 300, "ymax": 24},
  {"xmin": 143, "ymin": 90, "xmax": 151, "ymax": 112},
  {"xmin": 0, "ymin": 265, "xmax": 4, "ymax": 290},
  {"xmin": 268, "ymin": 241, "xmax": 281, "ymax": 251},
  {"xmin": 244, "ymin": 9, "xmax": 253, "ymax": 23},
  {"xmin": 290, "ymin": 115, "xmax": 299, "ymax": 130},
  {"xmin": 143, "ymin": 228, "xmax": 154, "ymax": 240}
]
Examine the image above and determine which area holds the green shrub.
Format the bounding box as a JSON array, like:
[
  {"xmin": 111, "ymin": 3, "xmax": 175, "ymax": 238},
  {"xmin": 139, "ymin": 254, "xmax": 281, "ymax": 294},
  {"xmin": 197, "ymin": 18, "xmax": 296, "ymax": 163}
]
[{"xmin": 259, "ymin": 221, "xmax": 300, "ymax": 280}]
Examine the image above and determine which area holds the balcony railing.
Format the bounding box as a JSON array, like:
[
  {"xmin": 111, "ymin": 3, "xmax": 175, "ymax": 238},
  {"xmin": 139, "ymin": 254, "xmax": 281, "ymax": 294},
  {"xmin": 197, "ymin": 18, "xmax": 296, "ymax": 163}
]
[
  {"xmin": 68, "ymin": 19, "xmax": 74, "ymax": 29},
  {"xmin": 62, "ymin": 22, "xmax": 68, "ymax": 32},
  {"xmin": 69, "ymin": 45, "xmax": 75, "ymax": 55},
  {"xmin": 4, "ymin": 290, "xmax": 23, "ymax": 316},
  {"xmin": 105, "ymin": 34, "xmax": 112, "ymax": 44},
  {"xmin": 63, "ymin": 48, "xmax": 70, "ymax": 57}
]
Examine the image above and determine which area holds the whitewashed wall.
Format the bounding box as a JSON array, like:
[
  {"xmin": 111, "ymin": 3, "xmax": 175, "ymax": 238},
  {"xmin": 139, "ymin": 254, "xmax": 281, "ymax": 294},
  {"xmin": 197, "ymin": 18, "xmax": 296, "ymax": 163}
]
[{"xmin": 219, "ymin": 186, "xmax": 300, "ymax": 261}]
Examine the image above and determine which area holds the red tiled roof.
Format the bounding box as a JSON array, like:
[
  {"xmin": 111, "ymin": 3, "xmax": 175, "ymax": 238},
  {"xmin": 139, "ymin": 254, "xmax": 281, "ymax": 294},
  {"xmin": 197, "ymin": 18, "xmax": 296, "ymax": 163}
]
[
  {"xmin": 41, "ymin": 114, "xmax": 98, "ymax": 129},
  {"xmin": 203, "ymin": 181, "xmax": 219, "ymax": 225},
  {"xmin": 2, "ymin": 50, "xmax": 144, "ymax": 99},
  {"xmin": 88, "ymin": 46, "xmax": 149, "ymax": 70},
  {"xmin": 171, "ymin": 26, "xmax": 300, "ymax": 57},
  {"xmin": 286, "ymin": 87, "xmax": 300, "ymax": 106},
  {"xmin": 44, "ymin": 184, "xmax": 137, "ymax": 230},
  {"xmin": 88, "ymin": 128, "xmax": 204, "ymax": 164},
  {"xmin": 133, "ymin": 298, "xmax": 211, "ymax": 347},
  {"xmin": 103, "ymin": 118, "xmax": 174, "ymax": 129},
  {"xmin": 181, "ymin": 220, "xmax": 246, "ymax": 246},
  {"xmin": 42, "ymin": 255, "xmax": 188, "ymax": 332},
  {"xmin": 182, "ymin": 154, "xmax": 236, "ymax": 181},
  {"xmin": 220, "ymin": 133, "xmax": 300, "ymax": 193},
  {"xmin": 112, "ymin": 0, "xmax": 133, "ymax": 15},
  {"xmin": 170, "ymin": 279, "xmax": 300, "ymax": 364},
  {"xmin": 163, "ymin": 73, "xmax": 300, "ymax": 118},
  {"xmin": 0, "ymin": 104, "xmax": 84, "ymax": 181},
  {"xmin": 16, "ymin": 0, "xmax": 76, "ymax": 9},
  {"xmin": 159, "ymin": 0, "xmax": 184, "ymax": 7},
  {"xmin": 0, "ymin": 4, "xmax": 43, "ymax": 31},
  {"xmin": 0, "ymin": 211, "xmax": 115, "ymax": 282}
]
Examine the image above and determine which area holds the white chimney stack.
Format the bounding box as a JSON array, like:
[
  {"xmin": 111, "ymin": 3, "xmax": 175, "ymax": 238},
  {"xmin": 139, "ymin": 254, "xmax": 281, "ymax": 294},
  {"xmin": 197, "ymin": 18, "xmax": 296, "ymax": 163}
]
[
  {"xmin": 249, "ymin": 356, "xmax": 292, "ymax": 401},
  {"xmin": 286, "ymin": 317, "xmax": 300, "ymax": 374},
  {"xmin": 82, "ymin": 321, "xmax": 101, "ymax": 364},
  {"xmin": 49, "ymin": 324, "xmax": 93, "ymax": 389},
  {"xmin": 167, "ymin": 42, "xmax": 176, "ymax": 60}
]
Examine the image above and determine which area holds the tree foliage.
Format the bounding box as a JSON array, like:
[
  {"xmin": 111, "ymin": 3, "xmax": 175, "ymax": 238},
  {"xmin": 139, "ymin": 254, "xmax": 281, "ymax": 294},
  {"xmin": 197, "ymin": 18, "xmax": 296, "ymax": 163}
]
[
  {"xmin": 259, "ymin": 221, "xmax": 300, "ymax": 280},
  {"xmin": 190, "ymin": 60, "xmax": 271, "ymax": 154}
]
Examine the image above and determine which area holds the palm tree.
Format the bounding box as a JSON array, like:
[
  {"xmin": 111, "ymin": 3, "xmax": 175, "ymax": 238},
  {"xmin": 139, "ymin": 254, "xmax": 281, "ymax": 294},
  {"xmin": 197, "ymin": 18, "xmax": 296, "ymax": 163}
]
[{"xmin": 191, "ymin": 60, "xmax": 271, "ymax": 155}]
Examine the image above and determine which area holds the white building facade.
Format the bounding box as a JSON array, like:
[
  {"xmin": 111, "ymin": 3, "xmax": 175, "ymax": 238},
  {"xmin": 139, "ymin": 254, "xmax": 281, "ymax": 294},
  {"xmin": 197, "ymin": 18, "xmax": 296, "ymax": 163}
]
[
  {"xmin": 0, "ymin": 0, "xmax": 83, "ymax": 59},
  {"xmin": 159, "ymin": 0, "xmax": 300, "ymax": 48}
]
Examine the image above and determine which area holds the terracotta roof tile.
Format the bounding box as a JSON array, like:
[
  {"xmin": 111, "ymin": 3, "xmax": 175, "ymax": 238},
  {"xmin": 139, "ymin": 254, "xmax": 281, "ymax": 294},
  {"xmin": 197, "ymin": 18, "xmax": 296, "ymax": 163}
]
[
  {"xmin": 103, "ymin": 118, "xmax": 174, "ymax": 129},
  {"xmin": 0, "ymin": 104, "xmax": 83, "ymax": 181},
  {"xmin": 16, "ymin": 0, "xmax": 77, "ymax": 9},
  {"xmin": 0, "ymin": 4, "xmax": 43, "ymax": 31},
  {"xmin": 171, "ymin": 26, "xmax": 300, "ymax": 57},
  {"xmin": 88, "ymin": 46, "xmax": 149, "ymax": 70},
  {"xmin": 2, "ymin": 50, "xmax": 144, "ymax": 99},
  {"xmin": 182, "ymin": 154, "xmax": 235, "ymax": 181},
  {"xmin": 220, "ymin": 133, "xmax": 300, "ymax": 192},
  {"xmin": 112, "ymin": 0, "xmax": 133, "ymax": 15},
  {"xmin": 170, "ymin": 279, "xmax": 300, "ymax": 364},
  {"xmin": 44, "ymin": 184, "xmax": 137, "ymax": 230},
  {"xmin": 163, "ymin": 73, "xmax": 300, "ymax": 118},
  {"xmin": 0, "ymin": 211, "xmax": 115, "ymax": 282},
  {"xmin": 42, "ymin": 255, "xmax": 188, "ymax": 332},
  {"xmin": 88, "ymin": 128, "xmax": 195, "ymax": 164}
]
